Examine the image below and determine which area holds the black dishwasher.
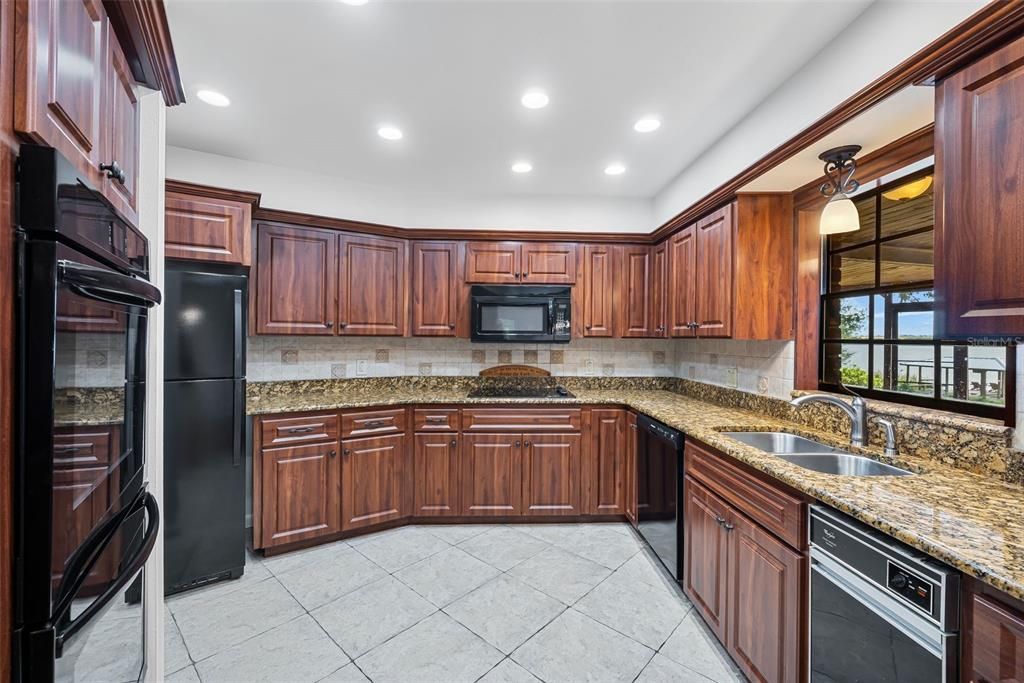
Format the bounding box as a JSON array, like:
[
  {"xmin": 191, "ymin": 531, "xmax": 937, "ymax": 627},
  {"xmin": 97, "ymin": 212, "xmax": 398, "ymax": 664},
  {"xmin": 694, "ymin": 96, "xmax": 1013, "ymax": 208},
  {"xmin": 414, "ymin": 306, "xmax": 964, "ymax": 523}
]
[{"xmin": 636, "ymin": 415, "xmax": 684, "ymax": 579}]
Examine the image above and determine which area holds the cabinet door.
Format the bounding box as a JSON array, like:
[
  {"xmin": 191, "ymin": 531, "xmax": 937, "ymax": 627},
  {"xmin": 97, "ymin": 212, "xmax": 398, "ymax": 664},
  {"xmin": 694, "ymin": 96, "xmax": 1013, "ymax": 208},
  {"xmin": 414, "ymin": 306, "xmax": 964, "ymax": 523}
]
[
  {"xmin": 465, "ymin": 241, "xmax": 521, "ymax": 283},
  {"xmin": 668, "ymin": 226, "xmax": 697, "ymax": 336},
  {"xmin": 460, "ymin": 433, "xmax": 523, "ymax": 516},
  {"xmin": 650, "ymin": 241, "xmax": 668, "ymax": 338},
  {"xmin": 255, "ymin": 225, "xmax": 337, "ymax": 335},
  {"xmin": 412, "ymin": 433, "xmax": 460, "ymax": 517},
  {"xmin": 258, "ymin": 442, "xmax": 341, "ymax": 548},
  {"xmin": 615, "ymin": 245, "xmax": 652, "ymax": 338},
  {"xmin": 521, "ymin": 243, "xmax": 576, "ymax": 284},
  {"xmin": 728, "ymin": 511, "xmax": 803, "ymax": 683},
  {"xmin": 341, "ymin": 434, "xmax": 406, "ymax": 530},
  {"xmin": 695, "ymin": 204, "xmax": 734, "ymax": 337},
  {"xmin": 684, "ymin": 476, "xmax": 729, "ymax": 640},
  {"xmin": 411, "ymin": 241, "xmax": 458, "ymax": 336},
  {"xmin": 936, "ymin": 35, "xmax": 1024, "ymax": 336},
  {"xmin": 625, "ymin": 413, "xmax": 638, "ymax": 527},
  {"xmin": 582, "ymin": 244, "xmax": 614, "ymax": 337},
  {"xmin": 966, "ymin": 592, "xmax": 1024, "ymax": 683},
  {"xmin": 522, "ymin": 433, "xmax": 581, "ymax": 516},
  {"xmin": 587, "ymin": 408, "xmax": 626, "ymax": 515},
  {"xmin": 102, "ymin": 30, "xmax": 138, "ymax": 226},
  {"xmin": 339, "ymin": 235, "xmax": 406, "ymax": 336},
  {"xmin": 15, "ymin": 0, "xmax": 106, "ymax": 185},
  {"xmin": 165, "ymin": 192, "xmax": 252, "ymax": 265}
]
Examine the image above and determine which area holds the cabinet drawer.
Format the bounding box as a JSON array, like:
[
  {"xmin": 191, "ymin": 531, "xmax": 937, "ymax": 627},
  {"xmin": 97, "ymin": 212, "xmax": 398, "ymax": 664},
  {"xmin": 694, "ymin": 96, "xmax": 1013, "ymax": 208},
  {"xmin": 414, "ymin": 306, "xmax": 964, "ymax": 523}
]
[
  {"xmin": 461, "ymin": 408, "xmax": 582, "ymax": 432},
  {"xmin": 413, "ymin": 408, "xmax": 460, "ymax": 432},
  {"xmin": 53, "ymin": 426, "xmax": 116, "ymax": 468},
  {"xmin": 342, "ymin": 408, "xmax": 406, "ymax": 439},
  {"xmin": 685, "ymin": 439, "xmax": 805, "ymax": 550},
  {"xmin": 261, "ymin": 413, "xmax": 339, "ymax": 447}
]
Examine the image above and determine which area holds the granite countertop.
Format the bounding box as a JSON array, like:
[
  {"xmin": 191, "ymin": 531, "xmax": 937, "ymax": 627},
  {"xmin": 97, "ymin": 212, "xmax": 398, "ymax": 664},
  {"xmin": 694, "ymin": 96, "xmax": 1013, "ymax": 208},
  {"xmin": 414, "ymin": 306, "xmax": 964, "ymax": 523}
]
[{"xmin": 248, "ymin": 382, "xmax": 1024, "ymax": 601}]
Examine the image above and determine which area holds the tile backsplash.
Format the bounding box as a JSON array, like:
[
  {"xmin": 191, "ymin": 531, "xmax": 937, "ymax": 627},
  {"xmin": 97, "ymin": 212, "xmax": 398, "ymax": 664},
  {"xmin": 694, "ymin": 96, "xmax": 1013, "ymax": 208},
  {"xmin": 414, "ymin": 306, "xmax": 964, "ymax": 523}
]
[
  {"xmin": 674, "ymin": 339, "xmax": 795, "ymax": 401},
  {"xmin": 247, "ymin": 336, "xmax": 677, "ymax": 381}
]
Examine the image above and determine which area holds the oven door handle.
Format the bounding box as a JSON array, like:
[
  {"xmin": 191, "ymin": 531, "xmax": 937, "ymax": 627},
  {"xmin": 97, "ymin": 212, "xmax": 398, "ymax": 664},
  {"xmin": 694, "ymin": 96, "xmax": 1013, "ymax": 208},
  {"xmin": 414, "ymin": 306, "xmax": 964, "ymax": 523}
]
[
  {"xmin": 811, "ymin": 553, "xmax": 945, "ymax": 659},
  {"xmin": 59, "ymin": 260, "xmax": 161, "ymax": 308},
  {"xmin": 53, "ymin": 491, "xmax": 159, "ymax": 656}
]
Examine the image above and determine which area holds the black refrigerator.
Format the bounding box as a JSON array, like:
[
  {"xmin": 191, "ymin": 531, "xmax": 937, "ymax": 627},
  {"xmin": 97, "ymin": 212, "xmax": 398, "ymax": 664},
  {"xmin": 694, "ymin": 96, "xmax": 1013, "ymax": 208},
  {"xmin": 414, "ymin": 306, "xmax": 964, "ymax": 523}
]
[{"xmin": 164, "ymin": 262, "xmax": 247, "ymax": 595}]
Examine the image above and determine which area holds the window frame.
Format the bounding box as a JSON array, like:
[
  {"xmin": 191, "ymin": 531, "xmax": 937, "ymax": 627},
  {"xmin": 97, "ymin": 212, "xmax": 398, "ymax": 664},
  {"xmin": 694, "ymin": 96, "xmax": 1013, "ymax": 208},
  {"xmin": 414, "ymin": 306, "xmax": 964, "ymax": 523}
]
[{"xmin": 818, "ymin": 166, "xmax": 1016, "ymax": 423}]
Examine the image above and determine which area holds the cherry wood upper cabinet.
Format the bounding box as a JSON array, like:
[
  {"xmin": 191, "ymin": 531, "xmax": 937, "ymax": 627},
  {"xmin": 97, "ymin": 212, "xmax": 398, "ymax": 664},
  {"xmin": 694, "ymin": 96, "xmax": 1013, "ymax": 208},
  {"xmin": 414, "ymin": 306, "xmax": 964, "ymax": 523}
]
[
  {"xmin": 521, "ymin": 243, "xmax": 577, "ymax": 284},
  {"xmin": 411, "ymin": 241, "xmax": 458, "ymax": 336},
  {"xmin": 615, "ymin": 245, "xmax": 652, "ymax": 338},
  {"xmin": 694, "ymin": 204, "xmax": 734, "ymax": 338},
  {"xmin": 15, "ymin": 0, "xmax": 106, "ymax": 186},
  {"xmin": 732, "ymin": 194, "xmax": 794, "ymax": 340},
  {"xmin": 935, "ymin": 34, "xmax": 1024, "ymax": 337},
  {"xmin": 521, "ymin": 433, "xmax": 581, "ymax": 516},
  {"xmin": 586, "ymin": 409, "xmax": 626, "ymax": 515},
  {"xmin": 339, "ymin": 235, "xmax": 406, "ymax": 336},
  {"xmin": 165, "ymin": 190, "xmax": 254, "ymax": 265},
  {"xmin": 581, "ymin": 244, "xmax": 614, "ymax": 337},
  {"xmin": 668, "ymin": 226, "xmax": 697, "ymax": 337},
  {"xmin": 412, "ymin": 433, "xmax": 460, "ymax": 516},
  {"xmin": 255, "ymin": 224, "xmax": 338, "ymax": 335},
  {"xmin": 102, "ymin": 32, "xmax": 139, "ymax": 226},
  {"xmin": 465, "ymin": 241, "xmax": 521, "ymax": 283},
  {"xmin": 650, "ymin": 241, "xmax": 668, "ymax": 338},
  {"xmin": 340, "ymin": 433, "xmax": 406, "ymax": 530},
  {"xmin": 460, "ymin": 433, "xmax": 523, "ymax": 516},
  {"xmin": 257, "ymin": 442, "xmax": 341, "ymax": 548}
]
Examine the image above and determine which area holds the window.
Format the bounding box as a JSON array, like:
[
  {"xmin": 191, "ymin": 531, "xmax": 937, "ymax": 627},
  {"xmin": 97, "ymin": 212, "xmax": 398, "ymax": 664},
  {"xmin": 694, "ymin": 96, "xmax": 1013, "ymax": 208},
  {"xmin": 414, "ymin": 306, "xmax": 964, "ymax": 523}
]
[{"xmin": 819, "ymin": 167, "xmax": 1016, "ymax": 422}]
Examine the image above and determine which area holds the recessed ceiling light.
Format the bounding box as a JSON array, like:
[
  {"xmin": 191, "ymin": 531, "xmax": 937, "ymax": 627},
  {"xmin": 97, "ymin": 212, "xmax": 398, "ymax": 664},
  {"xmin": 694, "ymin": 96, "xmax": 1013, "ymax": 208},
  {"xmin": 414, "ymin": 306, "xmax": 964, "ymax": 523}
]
[
  {"xmin": 521, "ymin": 90, "xmax": 549, "ymax": 109},
  {"xmin": 604, "ymin": 163, "xmax": 626, "ymax": 176},
  {"xmin": 511, "ymin": 161, "xmax": 533, "ymax": 174},
  {"xmin": 196, "ymin": 89, "xmax": 230, "ymax": 107},
  {"xmin": 377, "ymin": 125, "xmax": 403, "ymax": 141},
  {"xmin": 634, "ymin": 117, "xmax": 661, "ymax": 133},
  {"xmin": 338, "ymin": 0, "xmax": 368, "ymax": 5}
]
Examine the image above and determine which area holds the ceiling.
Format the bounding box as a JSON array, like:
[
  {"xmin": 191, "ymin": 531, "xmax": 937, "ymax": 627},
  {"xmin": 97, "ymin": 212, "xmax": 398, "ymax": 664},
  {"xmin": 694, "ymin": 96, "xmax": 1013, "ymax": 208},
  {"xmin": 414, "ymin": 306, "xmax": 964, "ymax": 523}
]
[{"xmin": 165, "ymin": 0, "xmax": 874, "ymax": 199}]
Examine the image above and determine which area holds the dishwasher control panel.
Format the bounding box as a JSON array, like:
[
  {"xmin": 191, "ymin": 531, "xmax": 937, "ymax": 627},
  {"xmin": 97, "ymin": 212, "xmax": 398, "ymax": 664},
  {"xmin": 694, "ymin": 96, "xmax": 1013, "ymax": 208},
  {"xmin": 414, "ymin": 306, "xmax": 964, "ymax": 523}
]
[{"xmin": 887, "ymin": 561, "xmax": 933, "ymax": 613}]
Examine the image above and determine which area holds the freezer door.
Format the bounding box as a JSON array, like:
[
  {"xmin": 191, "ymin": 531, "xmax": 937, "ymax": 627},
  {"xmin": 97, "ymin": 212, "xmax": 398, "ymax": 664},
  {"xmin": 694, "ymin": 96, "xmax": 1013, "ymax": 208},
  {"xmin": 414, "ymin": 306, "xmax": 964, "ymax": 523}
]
[
  {"xmin": 164, "ymin": 267, "xmax": 246, "ymax": 381},
  {"xmin": 163, "ymin": 379, "xmax": 245, "ymax": 593}
]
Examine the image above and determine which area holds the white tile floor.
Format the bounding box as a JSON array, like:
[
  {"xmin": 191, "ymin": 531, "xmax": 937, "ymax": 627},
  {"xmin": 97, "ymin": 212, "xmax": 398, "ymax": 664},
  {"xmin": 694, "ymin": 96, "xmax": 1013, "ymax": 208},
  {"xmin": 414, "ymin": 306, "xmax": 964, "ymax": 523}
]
[{"xmin": 164, "ymin": 523, "xmax": 746, "ymax": 683}]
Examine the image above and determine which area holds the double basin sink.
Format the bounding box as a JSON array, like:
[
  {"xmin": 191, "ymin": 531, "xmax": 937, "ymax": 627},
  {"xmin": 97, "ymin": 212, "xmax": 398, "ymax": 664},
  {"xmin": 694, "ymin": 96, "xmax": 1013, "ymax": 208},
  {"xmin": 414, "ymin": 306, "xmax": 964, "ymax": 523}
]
[{"xmin": 721, "ymin": 432, "xmax": 912, "ymax": 477}]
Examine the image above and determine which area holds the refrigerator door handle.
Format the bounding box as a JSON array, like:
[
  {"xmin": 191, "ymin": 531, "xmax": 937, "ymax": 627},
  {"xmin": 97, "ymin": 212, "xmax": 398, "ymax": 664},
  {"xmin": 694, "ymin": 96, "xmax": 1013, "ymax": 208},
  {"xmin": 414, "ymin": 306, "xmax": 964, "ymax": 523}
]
[
  {"xmin": 233, "ymin": 288, "xmax": 243, "ymax": 378},
  {"xmin": 233, "ymin": 380, "xmax": 243, "ymax": 467}
]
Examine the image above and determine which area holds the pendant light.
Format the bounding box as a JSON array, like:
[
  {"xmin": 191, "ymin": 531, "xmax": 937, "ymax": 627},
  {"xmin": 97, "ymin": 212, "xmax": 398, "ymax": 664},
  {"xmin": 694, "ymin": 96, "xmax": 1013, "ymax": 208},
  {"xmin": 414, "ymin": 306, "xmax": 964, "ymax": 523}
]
[{"xmin": 818, "ymin": 145, "xmax": 862, "ymax": 235}]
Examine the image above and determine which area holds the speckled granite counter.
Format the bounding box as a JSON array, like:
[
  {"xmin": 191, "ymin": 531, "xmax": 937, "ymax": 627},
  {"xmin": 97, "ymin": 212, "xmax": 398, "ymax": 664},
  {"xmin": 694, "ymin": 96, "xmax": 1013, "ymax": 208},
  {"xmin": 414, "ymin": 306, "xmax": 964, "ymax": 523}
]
[
  {"xmin": 247, "ymin": 377, "xmax": 1024, "ymax": 601},
  {"xmin": 54, "ymin": 388, "xmax": 123, "ymax": 427}
]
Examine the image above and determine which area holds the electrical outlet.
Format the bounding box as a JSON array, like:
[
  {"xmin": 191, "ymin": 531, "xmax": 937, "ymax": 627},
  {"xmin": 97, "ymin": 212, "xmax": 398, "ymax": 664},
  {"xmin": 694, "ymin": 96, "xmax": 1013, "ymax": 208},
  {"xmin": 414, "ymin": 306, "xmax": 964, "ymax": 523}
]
[
  {"xmin": 356, "ymin": 359, "xmax": 369, "ymax": 376},
  {"xmin": 583, "ymin": 359, "xmax": 595, "ymax": 375},
  {"xmin": 725, "ymin": 367, "xmax": 738, "ymax": 388}
]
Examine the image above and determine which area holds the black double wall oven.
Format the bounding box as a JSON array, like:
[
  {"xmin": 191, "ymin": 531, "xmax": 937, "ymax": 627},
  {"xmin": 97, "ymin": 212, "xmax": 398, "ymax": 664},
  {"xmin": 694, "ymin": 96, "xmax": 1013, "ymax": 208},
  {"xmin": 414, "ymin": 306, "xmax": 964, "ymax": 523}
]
[{"xmin": 14, "ymin": 145, "xmax": 161, "ymax": 683}]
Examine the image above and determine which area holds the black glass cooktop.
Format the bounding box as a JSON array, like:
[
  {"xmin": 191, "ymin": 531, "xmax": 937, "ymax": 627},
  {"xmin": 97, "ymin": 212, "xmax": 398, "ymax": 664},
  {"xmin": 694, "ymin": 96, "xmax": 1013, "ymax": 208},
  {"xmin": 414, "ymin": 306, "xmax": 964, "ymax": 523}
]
[{"xmin": 467, "ymin": 385, "xmax": 576, "ymax": 399}]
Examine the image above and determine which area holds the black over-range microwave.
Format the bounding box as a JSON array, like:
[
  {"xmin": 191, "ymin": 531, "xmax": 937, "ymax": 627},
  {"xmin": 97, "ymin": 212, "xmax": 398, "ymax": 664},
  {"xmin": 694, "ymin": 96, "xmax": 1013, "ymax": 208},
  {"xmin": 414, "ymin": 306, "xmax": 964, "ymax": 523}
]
[{"xmin": 470, "ymin": 285, "xmax": 571, "ymax": 343}]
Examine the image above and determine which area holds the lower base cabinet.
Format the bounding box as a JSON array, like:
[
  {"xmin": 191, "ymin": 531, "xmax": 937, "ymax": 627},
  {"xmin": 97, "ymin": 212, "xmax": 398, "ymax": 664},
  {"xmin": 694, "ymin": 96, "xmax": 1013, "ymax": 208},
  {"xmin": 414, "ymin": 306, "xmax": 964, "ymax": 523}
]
[
  {"xmin": 522, "ymin": 433, "xmax": 582, "ymax": 515},
  {"xmin": 962, "ymin": 580, "xmax": 1024, "ymax": 683},
  {"xmin": 413, "ymin": 433, "xmax": 460, "ymax": 516},
  {"xmin": 341, "ymin": 433, "xmax": 406, "ymax": 530},
  {"xmin": 625, "ymin": 412, "xmax": 638, "ymax": 527},
  {"xmin": 259, "ymin": 442, "xmax": 342, "ymax": 548},
  {"xmin": 461, "ymin": 433, "xmax": 524, "ymax": 516}
]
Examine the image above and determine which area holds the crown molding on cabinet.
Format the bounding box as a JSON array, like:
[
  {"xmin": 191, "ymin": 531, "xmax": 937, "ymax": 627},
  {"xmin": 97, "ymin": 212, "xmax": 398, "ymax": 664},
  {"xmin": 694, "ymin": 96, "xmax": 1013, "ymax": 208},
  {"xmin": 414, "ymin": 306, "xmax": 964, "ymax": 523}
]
[
  {"xmin": 166, "ymin": 179, "xmax": 262, "ymax": 206},
  {"xmin": 103, "ymin": 0, "xmax": 186, "ymax": 106}
]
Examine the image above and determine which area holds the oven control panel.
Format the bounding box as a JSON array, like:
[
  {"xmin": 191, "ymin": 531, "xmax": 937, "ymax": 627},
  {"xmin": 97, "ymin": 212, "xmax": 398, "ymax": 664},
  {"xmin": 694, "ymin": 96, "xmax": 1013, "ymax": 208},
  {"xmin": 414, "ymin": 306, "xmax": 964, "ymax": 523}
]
[{"xmin": 887, "ymin": 561, "xmax": 932, "ymax": 613}]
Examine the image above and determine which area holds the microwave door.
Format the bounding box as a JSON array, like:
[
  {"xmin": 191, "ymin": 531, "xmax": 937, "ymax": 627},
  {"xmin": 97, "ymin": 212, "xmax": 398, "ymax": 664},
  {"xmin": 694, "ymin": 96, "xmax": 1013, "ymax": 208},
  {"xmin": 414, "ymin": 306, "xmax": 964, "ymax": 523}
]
[{"xmin": 476, "ymin": 299, "xmax": 550, "ymax": 340}]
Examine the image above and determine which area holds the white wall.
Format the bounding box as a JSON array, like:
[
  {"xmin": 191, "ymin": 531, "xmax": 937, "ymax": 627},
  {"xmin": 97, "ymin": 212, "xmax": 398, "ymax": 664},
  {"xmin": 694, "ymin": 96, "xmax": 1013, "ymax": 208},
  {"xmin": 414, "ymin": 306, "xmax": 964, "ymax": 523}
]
[
  {"xmin": 166, "ymin": 146, "xmax": 653, "ymax": 232},
  {"xmin": 140, "ymin": 90, "xmax": 167, "ymax": 683},
  {"xmin": 652, "ymin": 0, "xmax": 985, "ymax": 224}
]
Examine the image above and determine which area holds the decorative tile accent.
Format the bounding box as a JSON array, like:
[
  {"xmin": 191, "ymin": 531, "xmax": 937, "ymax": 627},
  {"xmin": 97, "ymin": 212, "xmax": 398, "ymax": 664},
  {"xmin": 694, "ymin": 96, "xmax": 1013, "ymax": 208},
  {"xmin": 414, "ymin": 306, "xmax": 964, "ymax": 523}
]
[
  {"xmin": 86, "ymin": 351, "xmax": 108, "ymax": 368},
  {"xmin": 331, "ymin": 364, "xmax": 347, "ymax": 379},
  {"xmin": 757, "ymin": 376, "xmax": 769, "ymax": 394},
  {"xmin": 550, "ymin": 350, "xmax": 565, "ymax": 364},
  {"xmin": 419, "ymin": 363, "xmax": 432, "ymax": 376},
  {"xmin": 498, "ymin": 350, "xmax": 512, "ymax": 363},
  {"xmin": 281, "ymin": 349, "xmax": 298, "ymax": 365},
  {"xmin": 375, "ymin": 349, "xmax": 389, "ymax": 363},
  {"xmin": 472, "ymin": 350, "xmax": 486, "ymax": 364},
  {"xmin": 602, "ymin": 364, "xmax": 614, "ymax": 377},
  {"xmin": 524, "ymin": 350, "xmax": 539, "ymax": 363},
  {"xmin": 653, "ymin": 351, "xmax": 665, "ymax": 365}
]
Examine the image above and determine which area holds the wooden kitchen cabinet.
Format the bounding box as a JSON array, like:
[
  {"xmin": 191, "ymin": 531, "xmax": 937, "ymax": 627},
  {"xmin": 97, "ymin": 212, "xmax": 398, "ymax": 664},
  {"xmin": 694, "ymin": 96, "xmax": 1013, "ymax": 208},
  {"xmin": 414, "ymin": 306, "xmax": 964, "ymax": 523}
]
[
  {"xmin": 102, "ymin": 33, "xmax": 140, "ymax": 225},
  {"xmin": 412, "ymin": 433, "xmax": 460, "ymax": 517},
  {"xmin": 411, "ymin": 241, "xmax": 459, "ymax": 336},
  {"xmin": 339, "ymin": 235, "xmax": 406, "ymax": 336},
  {"xmin": 465, "ymin": 241, "xmax": 576, "ymax": 284},
  {"xmin": 257, "ymin": 442, "xmax": 342, "ymax": 548},
  {"xmin": 625, "ymin": 412, "xmax": 638, "ymax": 527},
  {"xmin": 581, "ymin": 244, "xmax": 615, "ymax": 337},
  {"xmin": 255, "ymin": 224, "xmax": 338, "ymax": 335},
  {"xmin": 694, "ymin": 204, "xmax": 734, "ymax": 337},
  {"xmin": 962, "ymin": 581, "xmax": 1024, "ymax": 683},
  {"xmin": 340, "ymin": 433, "xmax": 406, "ymax": 530},
  {"xmin": 615, "ymin": 245, "xmax": 653, "ymax": 338},
  {"xmin": 460, "ymin": 433, "xmax": 524, "ymax": 516},
  {"xmin": 465, "ymin": 241, "xmax": 521, "ymax": 283},
  {"xmin": 684, "ymin": 476, "xmax": 730, "ymax": 640},
  {"xmin": 668, "ymin": 226, "xmax": 697, "ymax": 336},
  {"xmin": 521, "ymin": 433, "xmax": 582, "ymax": 516},
  {"xmin": 650, "ymin": 241, "xmax": 668, "ymax": 338},
  {"xmin": 165, "ymin": 189, "xmax": 255, "ymax": 265},
  {"xmin": 586, "ymin": 408, "xmax": 626, "ymax": 515},
  {"xmin": 521, "ymin": 242, "xmax": 576, "ymax": 284},
  {"xmin": 935, "ymin": 34, "xmax": 1024, "ymax": 337}
]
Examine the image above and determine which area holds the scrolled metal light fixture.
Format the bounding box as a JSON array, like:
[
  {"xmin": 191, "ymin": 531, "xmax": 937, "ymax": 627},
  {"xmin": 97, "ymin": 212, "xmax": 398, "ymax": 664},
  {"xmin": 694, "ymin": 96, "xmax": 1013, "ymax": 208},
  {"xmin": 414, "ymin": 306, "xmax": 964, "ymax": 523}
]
[{"xmin": 818, "ymin": 144, "xmax": 862, "ymax": 235}]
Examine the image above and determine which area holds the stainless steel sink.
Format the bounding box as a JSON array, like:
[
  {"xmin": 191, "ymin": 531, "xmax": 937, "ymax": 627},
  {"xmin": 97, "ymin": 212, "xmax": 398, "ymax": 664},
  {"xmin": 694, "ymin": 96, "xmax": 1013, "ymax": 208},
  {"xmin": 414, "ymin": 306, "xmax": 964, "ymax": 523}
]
[
  {"xmin": 721, "ymin": 431, "xmax": 845, "ymax": 454},
  {"xmin": 720, "ymin": 431, "xmax": 913, "ymax": 477},
  {"xmin": 773, "ymin": 453, "xmax": 912, "ymax": 476}
]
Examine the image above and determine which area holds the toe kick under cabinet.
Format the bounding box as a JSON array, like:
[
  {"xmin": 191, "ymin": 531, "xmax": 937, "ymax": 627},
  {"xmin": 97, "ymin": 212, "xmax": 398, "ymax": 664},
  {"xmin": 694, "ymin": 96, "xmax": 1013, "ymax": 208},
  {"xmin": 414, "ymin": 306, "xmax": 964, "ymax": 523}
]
[{"xmin": 252, "ymin": 405, "xmax": 634, "ymax": 551}]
